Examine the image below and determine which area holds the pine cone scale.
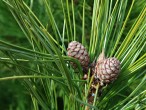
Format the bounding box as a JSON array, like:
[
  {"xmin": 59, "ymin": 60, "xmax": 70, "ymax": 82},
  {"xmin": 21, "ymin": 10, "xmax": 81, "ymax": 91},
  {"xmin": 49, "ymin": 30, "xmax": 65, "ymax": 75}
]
[{"xmin": 79, "ymin": 49, "xmax": 84, "ymax": 54}]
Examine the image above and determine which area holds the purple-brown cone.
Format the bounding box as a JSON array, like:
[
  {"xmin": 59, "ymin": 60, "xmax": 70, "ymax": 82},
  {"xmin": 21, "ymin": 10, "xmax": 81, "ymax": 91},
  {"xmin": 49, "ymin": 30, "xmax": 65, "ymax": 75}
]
[
  {"xmin": 95, "ymin": 57, "xmax": 120, "ymax": 84},
  {"xmin": 67, "ymin": 41, "xmax": 90, "ymax": 69}
]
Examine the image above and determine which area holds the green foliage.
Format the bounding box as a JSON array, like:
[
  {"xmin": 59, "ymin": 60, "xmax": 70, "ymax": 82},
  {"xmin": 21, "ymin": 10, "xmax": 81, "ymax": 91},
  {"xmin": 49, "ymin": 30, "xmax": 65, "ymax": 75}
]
[
  {"xmin": 0, "ymin": 0, "xmax": 23, "ymax": 37},
  {"xmin": 0, "ymin": 0, "xmax": 145, "ymax": 110}
]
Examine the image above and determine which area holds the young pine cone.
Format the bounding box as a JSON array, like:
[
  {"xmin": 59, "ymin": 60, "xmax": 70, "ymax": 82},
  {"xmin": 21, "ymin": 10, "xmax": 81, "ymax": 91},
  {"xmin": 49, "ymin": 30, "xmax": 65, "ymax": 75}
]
[
  {"xmin": 95, "ymin": 57, "xmax": 120, "ymax": 84},
  {"xmin": 94, "ymin": 51, "xmax": 120, "ymax": 84},
  {"xmin": 67, "ymin": 41, "xmax": 90, "ymax": 71}
]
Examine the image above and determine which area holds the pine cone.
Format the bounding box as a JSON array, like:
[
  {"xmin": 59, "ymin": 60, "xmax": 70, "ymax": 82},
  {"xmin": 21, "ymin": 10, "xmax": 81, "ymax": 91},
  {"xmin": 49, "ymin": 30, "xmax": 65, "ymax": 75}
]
[
  {"xmin": 95, "ymin": 57, "xmax": 120, "ymax": 84},
  {"xmin": 67, "ymin": 41, "xmax": 90, "ymax": 70}
]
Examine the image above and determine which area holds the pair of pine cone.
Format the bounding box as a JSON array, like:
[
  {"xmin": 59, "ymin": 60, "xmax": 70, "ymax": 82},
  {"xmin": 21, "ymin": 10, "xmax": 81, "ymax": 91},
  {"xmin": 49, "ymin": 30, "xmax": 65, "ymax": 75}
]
[{"xmin": 67, "ymin": 41, "xmax": 120, "ymax": 85}]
